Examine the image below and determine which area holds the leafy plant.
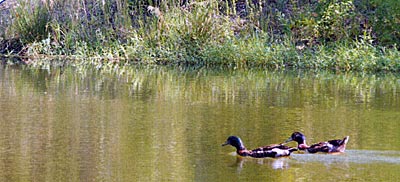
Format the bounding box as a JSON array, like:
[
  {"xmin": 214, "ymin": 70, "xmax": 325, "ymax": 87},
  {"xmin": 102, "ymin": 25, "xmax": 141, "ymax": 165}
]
[
  {"xmin": 13, "ymin": 1, "xmax": 51, "ymax": 44},
  {"xmin": 315, "ymin": 0, "xmax": 357, "ymax": 42}
]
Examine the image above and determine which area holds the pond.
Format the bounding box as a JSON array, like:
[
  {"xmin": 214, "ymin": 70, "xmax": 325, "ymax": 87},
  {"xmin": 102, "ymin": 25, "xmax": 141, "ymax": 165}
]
[{"xmin": 0, "ymin": 65, "xmax": 399, "ymax": 181}]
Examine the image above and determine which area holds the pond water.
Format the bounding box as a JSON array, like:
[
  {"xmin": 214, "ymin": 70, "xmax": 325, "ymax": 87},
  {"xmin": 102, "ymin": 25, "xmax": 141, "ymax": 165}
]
[{"xmin": 0, "ymin": 65, "xmax": 399, "ymax": 181}]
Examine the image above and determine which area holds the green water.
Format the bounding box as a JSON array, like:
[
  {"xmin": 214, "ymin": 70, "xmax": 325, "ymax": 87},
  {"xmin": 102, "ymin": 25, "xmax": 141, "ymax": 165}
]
[{"xmin": 0, "ymin": 66, "xmax": 399, "ymax": 181}]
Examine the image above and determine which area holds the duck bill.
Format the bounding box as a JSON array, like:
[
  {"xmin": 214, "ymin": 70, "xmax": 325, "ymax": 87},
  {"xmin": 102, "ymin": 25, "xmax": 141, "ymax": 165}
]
[
  {"xmin": 284, "ymin": 137, "xmax": 293, "ymax": 143},
  {"xmin": 221, "ymin": 141, "xmax": 229, "ymax": 146}
]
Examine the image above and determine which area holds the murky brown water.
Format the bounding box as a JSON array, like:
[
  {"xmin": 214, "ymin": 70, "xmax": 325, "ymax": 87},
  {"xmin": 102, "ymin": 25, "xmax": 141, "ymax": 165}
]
[{"xmin": 0, "ymin": 65, "xmax": 399, "ymax": 181}]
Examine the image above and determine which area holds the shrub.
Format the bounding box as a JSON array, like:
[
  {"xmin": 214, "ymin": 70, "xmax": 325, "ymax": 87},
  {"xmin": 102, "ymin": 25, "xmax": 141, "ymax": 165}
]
[{"xmin": 12, "ymin": 1, "xmax": 51, "ymax": 44}]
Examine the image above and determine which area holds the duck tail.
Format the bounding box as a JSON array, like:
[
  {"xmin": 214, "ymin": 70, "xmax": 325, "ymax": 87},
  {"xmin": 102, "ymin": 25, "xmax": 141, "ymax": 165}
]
[{"xmin": 341, "ymin": 136, "xmax": 350, "ymax": 146}]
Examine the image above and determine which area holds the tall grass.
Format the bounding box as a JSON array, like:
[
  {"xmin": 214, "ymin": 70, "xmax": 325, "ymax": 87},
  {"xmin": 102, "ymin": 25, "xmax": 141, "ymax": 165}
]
[
  {"xmin": 1, "ymin": 0, "xmax": 399, "ymax": 72},
  {"xmin": 12, "ymin": 1, "xmax": 50, "ymax": 44}
]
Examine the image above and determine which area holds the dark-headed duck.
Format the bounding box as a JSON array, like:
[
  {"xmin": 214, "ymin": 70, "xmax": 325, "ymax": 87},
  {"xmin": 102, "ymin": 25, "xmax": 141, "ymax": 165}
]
[
  {"xmin": 222, "ymin": 136, "xmax": 298, "ymax": 158},
  {"xmin": 285, "ymin": 132, "xmax": 349, "ymax": 153}
]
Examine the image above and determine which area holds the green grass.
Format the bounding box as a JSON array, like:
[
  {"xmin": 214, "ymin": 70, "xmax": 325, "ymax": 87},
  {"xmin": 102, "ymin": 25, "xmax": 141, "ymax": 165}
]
[{"xmin": 0, "ymin": 0, "xmax": 399, "ymax": 73}]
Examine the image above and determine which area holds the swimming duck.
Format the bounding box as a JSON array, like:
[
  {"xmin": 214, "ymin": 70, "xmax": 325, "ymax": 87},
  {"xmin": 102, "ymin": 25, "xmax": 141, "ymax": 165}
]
[
  {"xmin": 285, "ymin": 132, "xmax": 349, "ymax": 153},
  {"xmin": 222, "ymin": 136, "xmax": 298, "ymax": 158}
]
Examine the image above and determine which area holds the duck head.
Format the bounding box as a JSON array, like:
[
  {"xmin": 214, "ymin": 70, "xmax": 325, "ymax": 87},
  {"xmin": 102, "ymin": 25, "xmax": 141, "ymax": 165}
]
[
  {"xmin": 222, "ymin": 136, "xmax": 246, "ymax": 150},
  {"xmin": 285, "ymin": 132, "xmax": 306, "ymax": 144}
]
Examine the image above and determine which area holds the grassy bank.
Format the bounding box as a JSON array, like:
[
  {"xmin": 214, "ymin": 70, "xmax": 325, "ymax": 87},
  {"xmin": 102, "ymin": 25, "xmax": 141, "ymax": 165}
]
[{"xmin": 0, "ymin": 0, "xmax": 399, "ymax": 72}]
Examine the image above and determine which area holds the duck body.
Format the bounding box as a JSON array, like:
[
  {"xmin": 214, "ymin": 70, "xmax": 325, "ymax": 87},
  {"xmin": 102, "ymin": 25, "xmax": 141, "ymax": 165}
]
[
  {"xmin": 222, "ymin": 136, "xmax": 298, "ymax": 158},
  {"xmin": 286, "ymin": 132, "xmax": 349, "ymax": 153}
]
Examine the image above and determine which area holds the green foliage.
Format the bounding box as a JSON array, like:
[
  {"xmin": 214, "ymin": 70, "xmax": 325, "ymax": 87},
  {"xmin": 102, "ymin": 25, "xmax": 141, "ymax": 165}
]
[
  {"xmin": 138, "ymin": 2, "xmax": 236, "ymax": 65},
  {"xmin": 361, "ymin": 0, "xmax": 400, "ymax": 47},
  {"xmin": 170, "ymin": 3, "xmax": 233, "ymax": 63},
  {"xmin": 12, "ymin": 1, "xmax": 51, "ymax": 44},
  {"xmin": 316, "ymin": 0, "xmax": 357, "ymax": 41},
  {"xmin": 305, "ymin": 38, "xmax": 400, "ymax": 72},
  {"xmin": 1, "ymin": 0, "xmax": 399, "ymax": 72}
]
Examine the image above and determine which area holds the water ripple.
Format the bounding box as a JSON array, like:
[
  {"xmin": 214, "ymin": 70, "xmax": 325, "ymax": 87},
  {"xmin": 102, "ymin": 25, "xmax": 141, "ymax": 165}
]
[{"xmin": 290, "ymin": 150, "xmax": 400, "ymax": 164}]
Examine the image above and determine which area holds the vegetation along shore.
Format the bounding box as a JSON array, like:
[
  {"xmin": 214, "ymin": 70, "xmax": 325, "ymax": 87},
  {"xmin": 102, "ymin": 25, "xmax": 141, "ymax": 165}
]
[{"xmin": 0, "ymin": 0, "xmax": 399, "ymax": 72}]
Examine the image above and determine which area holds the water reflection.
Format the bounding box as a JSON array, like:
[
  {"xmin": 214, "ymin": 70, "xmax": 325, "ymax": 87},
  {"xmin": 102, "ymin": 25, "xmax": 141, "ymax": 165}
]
[
  {"xmin": 232, "ymin": 156, "xmax": 291, "ymax": 171},
  {"xmin": 1, "ymin": 65, "xmax": 400, "ymax": 181}
]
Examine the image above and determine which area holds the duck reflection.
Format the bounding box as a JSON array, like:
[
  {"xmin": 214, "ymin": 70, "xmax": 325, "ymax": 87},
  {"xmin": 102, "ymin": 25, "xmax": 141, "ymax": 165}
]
[{"xmin": 231, "ymin": 156, "xmax": 291, "ymax": 171}]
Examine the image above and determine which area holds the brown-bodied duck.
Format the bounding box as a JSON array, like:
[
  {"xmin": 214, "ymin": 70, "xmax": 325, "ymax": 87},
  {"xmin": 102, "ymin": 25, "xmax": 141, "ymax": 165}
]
[
  {"xmin": 222, "ymin": 136, "xmax": 298, "ymax": 158},
  {"xmin": 285, "ymin": 132, "xmax": 349, "ymax": 153}
]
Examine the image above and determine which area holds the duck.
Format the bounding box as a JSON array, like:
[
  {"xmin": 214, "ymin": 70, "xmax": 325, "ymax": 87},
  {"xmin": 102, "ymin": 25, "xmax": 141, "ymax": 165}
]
[
  {"xmin": 222, "ymin": 136, "xmax": 298, "ymax": 158},
  {"xmin": 285, "ymin": 132, "xmax": 349, "ymax": 153}
]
